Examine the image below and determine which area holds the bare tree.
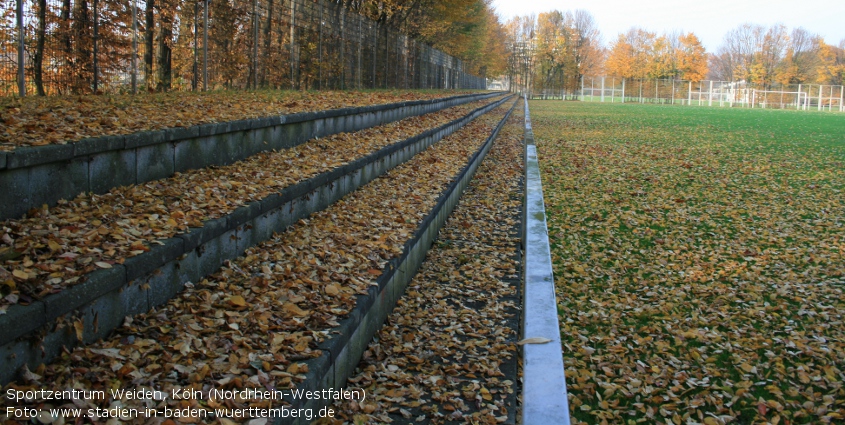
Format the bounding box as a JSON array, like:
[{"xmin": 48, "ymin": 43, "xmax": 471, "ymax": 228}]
[
  {"xmin": 569, "ymin": 10, "xmax": 601, "ymax": 88},
  {"xmin": 778, "ymin": 27, "xmax": 821, "ymax": 84}
]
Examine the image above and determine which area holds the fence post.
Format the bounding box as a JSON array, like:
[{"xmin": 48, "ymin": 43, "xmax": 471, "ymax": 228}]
[
  {"xmin": 318, "ymin": 0, "xmax": 323, "ymax": 89},
  {"xmin": 671, "ymin": 80, "xmax": 675, "ymax": 104},
  {"xmin": 818, "ymin": 85, "xmax": 822, "ymax": 111},
  {"xmin": 708, "ymin": 80, "xmax": 713, "ymax": 106},
  {"xmin": 621, "ymin": 78, "xmax": 625, "ymax": 103},
  {"xmin": 611, "ymin": 77, "xmax": 614, "ymax": 102},
  {"xmin": 357, "ymin": 17, "xmax": 362, "ymax": 89},
  {"xmin": 688, "ymin": 81, "xmax": 691, "ymax": 105},
  {"xmin": 698, "ymin": 82, "xmax": 702, "ymax": 106},
  {"xmin": 192, "ymin": 1, "xmax": 198, "ymax": 91},
  {"xmin": 600, "ymin": 77, "xmax": 605, "ymax": 102},
  {"xmin": 132, "ymin": 0, "xmax": 138, "ymax": 94},
  {"xmin": 828, "ymin": 85, "xmax": 834, "ymax": 111},
  {"xmin": 639, "ymin": 79, "xmax": 642, "ymax": 103},
  {"xmin": 840, "ymin": 86, "xmax": 843, "ymax": 112},
  {"xmin": 404, "ymin": 37, "xmax": 409, "ymax": 89},
  {"xmin": 718, "ymin": 82, "xmax": 722, "ymax": 107},
  {"xmin": 93, "ymin": 0, "xmax": 99, "ymax": 92},
  {"xmin": 203, "ymin": 0, "xmax": 208, "ymax": 91},
  {"xmin": 16, "ymin": 0, "xmax": 25, "ymax": 96},
  {"xmin": 580, "ymin": 77, "xmax": 583, "ymax": 101},
  {"xmin": 371, "ymin": 22, "xmax": 376, "ymax": 88},
  {"xmin": 289, "ymin": 0, "xmax": 297, "ymax": 89},
  {"xmin": 253, "ymin": 0, "xmax": 259, "ymax": 89}
]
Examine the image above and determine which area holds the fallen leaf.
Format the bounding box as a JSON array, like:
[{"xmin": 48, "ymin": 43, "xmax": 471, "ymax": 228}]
[
  {"xmin": 74, "ymin": 320, "xmax": 84, "ymax": 341},
  {"xmin": 517, "ymin": 337, "xmax": 553, "ymax": 345},
  {"xmin": 228, "ymin": 295, "xmax": 247, "ymax": 307}
]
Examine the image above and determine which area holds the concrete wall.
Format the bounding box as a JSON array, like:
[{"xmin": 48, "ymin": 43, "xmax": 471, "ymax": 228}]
[
  {"xmin": 0, "ymin": 95, "xmax": 514, "ymax": 385},
  {"xmin": 284, "ymin": 98, "xmax": 519, "ymax": 425},
  {"xmin": 0, "ymin": 92, "xmax": 504, "ymax": 220},
  {"xmin": 520, "ymin": 99, "xmax": 571, "ymax": 425}
]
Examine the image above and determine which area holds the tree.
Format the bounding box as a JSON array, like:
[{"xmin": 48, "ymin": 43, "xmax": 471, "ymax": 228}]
[
  {"xmin": 156, "ymin": 0, "xmax": 176, "ymax": 91},
  {"xmin": 534, "ymin": 11, "xmax": 566, "ymax": 92},
  {"xmin": 775, "ymin": 27, "xmax": 821, "ymax": 84},
  {"xmin": 755, "ymin": 24, "xmax": 788, "ymax": 86},
  {"xmin": 605, "ymin": 33, "xmax": 635, "ymax": 78},
  {"xmin": 504, "ymin": 15, "xmax": 535, "ymax": 93},
  {"xmin": 816, "ymin": 39, "xmax": 845, "ymax": 85},
  {"xmin": 569, "ymin": 10, "xmax": 602, "ymax": 88},
  {"xmin": 677, "ymin": 32, "xmax": 707, "ymax": 81},
  {"xmin": 605, "ymin": 28, "xmax": 655, "ymax": 78},
  {"xmin": 715, "ymin": 23, "xmax": 788, "ymax": 86},
  {"xmin": 648, "ymin": 34, "xmax": 675, "ymax": 78}
]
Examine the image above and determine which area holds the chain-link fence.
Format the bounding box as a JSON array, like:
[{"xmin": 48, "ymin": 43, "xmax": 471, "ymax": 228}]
[
  {"xmin": 0, "ymin": 0, "xmax": 486, "ymax": 96},
  {"xmin": 532, "ymin": 76, "xmax": 844, "ymax": 112}
]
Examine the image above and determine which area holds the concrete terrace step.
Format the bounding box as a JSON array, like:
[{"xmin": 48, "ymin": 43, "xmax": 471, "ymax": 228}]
[
  {"xmin": 0, "ymin": 91, "xmax": 504, "ymax": 220},
  {"xmin": 0, "ymin": 94, "xmax": 515, "ymax": 385},
  {"xmin": 283, "ymin": 99, "xmax": 518, "ymax": 424},
  {"xmin": 0, "ymin": 99, "xmax": 517, "ymax": 425},
  {"xmin": 326, "ymin": 98, "xmax": 527, "ymax": 424}
]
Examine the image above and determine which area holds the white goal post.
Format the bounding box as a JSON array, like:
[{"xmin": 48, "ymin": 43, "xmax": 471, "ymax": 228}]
[{"xmin": 751, "ymin": 90, "xmax": 809, "ymax": 110}]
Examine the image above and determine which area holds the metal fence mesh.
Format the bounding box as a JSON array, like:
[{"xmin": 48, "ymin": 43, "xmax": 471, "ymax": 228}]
[
  {"xmin": 1, "ymin": 0, "xmax": 485, "ymax": 96},
  {"xmin": 534, "ymin": 76, "xmax": 844, "ymax": 112}
]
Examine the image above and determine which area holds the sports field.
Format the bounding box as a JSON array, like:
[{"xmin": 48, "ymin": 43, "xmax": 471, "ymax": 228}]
[{"xmin": 530, "ymin": 101, "xmax": 845, "ymax": 424}]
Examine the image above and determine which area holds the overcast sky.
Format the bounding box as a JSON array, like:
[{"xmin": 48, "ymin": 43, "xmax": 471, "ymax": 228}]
[{"xmin": 492, "ymin": 0, "xmax": 845, "ymax": 52}]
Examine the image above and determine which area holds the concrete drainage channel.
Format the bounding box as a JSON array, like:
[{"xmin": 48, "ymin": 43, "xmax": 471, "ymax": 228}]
[
  {"xmin": 0, "ymin": 91, "xmax": 504, "ymax": 221},
  {"xmin": 520, "ymin": 99, "xmax": 571, "ymax": 424},
  {"xmin": 0, "ymin": 94, "xmax": 515, "ymax": 385},
  {"xmin": 286, "ymin": 98, "xmax": 519, "ymax": 425}
]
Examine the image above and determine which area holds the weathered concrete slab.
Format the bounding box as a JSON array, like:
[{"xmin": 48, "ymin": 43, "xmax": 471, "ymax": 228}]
[
  {"xmin": 0, "ymin": 94, "xmax": 514, "ymax": 386},
  {"xmin": 0, "ymin": 92, "xmax": 505, "ymax": 220},
  {"xmin": 521, "ymin": 99, "xmax": 571, "ymax": 425},
  {"xmin": 284, "ymin": 97, "xmax": 518, "ymax": 425}
]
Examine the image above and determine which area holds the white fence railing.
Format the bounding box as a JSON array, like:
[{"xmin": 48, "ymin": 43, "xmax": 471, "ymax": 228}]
[{"xmin": 532, "ymin": 77, "xmax": 845, "ymax": 112}]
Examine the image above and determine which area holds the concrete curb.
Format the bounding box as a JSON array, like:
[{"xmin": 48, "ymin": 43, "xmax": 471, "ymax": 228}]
[
  {"xmin": 0, "ymin": 91, "xmax": 504, "ymax": 220},
  {"xmin": 282, "ymin": 98, "xmax": 519, "ymax": 425},
  {"xmin": 520, "ymin": 98, "xmax": 571, "ymax": 424},
  {"xmin": 0, "ymin": 94, "xmax": 515, "ymax": 385}
]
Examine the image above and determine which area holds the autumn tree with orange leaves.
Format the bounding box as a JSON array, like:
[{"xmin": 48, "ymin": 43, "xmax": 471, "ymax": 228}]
[
  {"xmin": 510, "ymin": 10, "xmax": 602, "ymax": 94},
  {"xmin": 605, "ymin": 28, "xmax": 707, "ymax": 81},
  {"xmin": 710, "ymin": 23, "xmax": 842, "ymax": 86}
]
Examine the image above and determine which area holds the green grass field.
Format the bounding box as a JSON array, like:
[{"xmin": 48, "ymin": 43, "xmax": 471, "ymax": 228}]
[{"xmin": 530, "ymin": 101, "xmax": 845, "ymax": 425}]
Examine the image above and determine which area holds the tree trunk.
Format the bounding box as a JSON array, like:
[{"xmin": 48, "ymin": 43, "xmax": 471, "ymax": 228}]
[
  {"xmin": 157, "ymin": 2, "xmax": 173, "ymax": 91},
  {"xmin": 144, "ymin": 0, "xmax": 155, "ymax": 90},
  {"xmin": 34, "ymin": 0, "xmax": 47, "ymax": 95},
  {"xmin": 72, "ymin": 0, "xmax": 92, "ymax": 93},
  {"xmin": 262, "ymin": 0, "xmax": 274, "ymax": 87},
  {"xmin": 59, "ymin": 0, "xmax": 73, "ymax": 94}
]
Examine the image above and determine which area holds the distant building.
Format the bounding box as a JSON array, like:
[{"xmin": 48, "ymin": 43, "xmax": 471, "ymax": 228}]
[{"xmin": 487, "ymin": 78, "xmax": 508, "ymax": 91}]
